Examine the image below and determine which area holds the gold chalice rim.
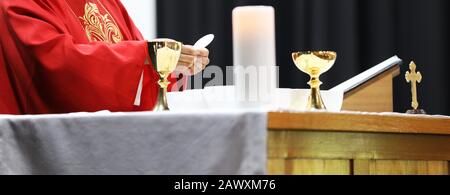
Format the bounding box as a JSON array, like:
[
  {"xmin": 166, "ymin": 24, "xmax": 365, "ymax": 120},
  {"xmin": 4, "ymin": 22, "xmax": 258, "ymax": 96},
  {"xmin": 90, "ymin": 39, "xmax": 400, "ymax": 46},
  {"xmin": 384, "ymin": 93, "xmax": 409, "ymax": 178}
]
[
  {"xmin": 150, "ymin": 38, "xmax": 180, "ymax": 43},
  {"xmin": 149, "ymin": 39, "xmax": 184, "ymax": 49},
  {"xmin": 292, "ymin": 51, "xmax": 337, "ymax": 61}
]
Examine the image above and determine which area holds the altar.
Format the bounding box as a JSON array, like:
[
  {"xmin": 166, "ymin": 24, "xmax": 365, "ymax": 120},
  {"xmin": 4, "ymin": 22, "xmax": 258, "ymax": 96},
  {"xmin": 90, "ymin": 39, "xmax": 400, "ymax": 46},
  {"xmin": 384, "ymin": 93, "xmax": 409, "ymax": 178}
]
[
  {"xmin": 0, "ymin": 111, "xmax": 268, "ymax": 175},
  {"xmin": 1, "ymin": 110, "xmax": 449, "ymax": 175}
]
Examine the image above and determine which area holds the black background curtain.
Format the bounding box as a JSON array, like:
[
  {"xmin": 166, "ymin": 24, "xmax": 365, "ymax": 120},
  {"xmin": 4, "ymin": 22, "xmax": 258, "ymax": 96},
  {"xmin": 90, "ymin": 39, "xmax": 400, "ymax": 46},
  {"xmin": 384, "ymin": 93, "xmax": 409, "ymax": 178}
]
[{"xmin": 157, "ymin": 0, "xmax": 449, "ymax": 115}]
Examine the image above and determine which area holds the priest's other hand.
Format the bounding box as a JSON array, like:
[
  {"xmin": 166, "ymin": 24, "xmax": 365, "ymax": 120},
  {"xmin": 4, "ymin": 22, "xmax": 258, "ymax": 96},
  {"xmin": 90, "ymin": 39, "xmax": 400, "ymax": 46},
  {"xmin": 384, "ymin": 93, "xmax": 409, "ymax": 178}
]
[{"xmin": 176, "ymin": 45, "xmax": 210, "ymax": 76}]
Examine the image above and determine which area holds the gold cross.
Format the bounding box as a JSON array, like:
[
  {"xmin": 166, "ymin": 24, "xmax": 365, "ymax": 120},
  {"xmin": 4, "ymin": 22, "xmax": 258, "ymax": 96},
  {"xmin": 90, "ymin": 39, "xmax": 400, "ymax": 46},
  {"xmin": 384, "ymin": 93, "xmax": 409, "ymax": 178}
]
[{"xmin": 405, "ymin": 61, "xmax": 422, "ymax": 110}]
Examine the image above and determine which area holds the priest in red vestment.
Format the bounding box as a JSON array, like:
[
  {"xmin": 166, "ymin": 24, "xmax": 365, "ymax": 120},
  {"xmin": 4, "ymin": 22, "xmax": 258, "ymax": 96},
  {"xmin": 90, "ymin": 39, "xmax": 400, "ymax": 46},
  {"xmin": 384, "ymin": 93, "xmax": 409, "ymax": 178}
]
[{"xmin": 0, "ymin": 0, "xmax": 209, "ymax": 114}]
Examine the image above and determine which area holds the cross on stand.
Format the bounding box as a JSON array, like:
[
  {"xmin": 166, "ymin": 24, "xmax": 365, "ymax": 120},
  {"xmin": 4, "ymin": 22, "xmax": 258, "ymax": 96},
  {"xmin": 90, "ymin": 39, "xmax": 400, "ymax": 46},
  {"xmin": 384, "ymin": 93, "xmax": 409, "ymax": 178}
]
[{"xmin": 405, "ymin": 61, "xmax": 426, "ymax": 114}]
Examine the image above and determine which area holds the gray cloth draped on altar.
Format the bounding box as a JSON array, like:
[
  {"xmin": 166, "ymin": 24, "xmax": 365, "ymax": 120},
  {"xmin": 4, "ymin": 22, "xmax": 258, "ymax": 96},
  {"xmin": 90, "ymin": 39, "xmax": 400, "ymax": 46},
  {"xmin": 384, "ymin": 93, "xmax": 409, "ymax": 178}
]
[{"xmin": 0, "ymin": 111, "xmax": 267, "ymax": 175}]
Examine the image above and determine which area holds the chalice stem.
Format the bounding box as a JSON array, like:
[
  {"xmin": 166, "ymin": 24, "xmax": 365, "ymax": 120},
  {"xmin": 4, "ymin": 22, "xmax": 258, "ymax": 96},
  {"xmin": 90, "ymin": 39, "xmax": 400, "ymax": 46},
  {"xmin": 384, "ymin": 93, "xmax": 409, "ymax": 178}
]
[
  {"xmin": 153, "ymin": 77, "xmax": 170, "ymax": 111},
  {"xmin": 308, "ymin": 76, "xmax": 326, "ymax": 110}
]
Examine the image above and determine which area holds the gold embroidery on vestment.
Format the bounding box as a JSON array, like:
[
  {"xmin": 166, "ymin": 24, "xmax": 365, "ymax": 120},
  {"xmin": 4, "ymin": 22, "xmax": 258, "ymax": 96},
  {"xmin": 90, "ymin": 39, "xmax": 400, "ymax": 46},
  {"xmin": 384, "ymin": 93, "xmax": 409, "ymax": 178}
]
[{"xmin": 79, "ymin": 2, "xmax": 123, "ymax": 43}]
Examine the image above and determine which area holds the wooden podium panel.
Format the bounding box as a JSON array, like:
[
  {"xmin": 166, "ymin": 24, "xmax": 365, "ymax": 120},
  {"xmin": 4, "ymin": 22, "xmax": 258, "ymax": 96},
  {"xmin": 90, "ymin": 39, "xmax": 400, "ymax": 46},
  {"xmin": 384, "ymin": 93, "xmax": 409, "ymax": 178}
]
[
  {"xmin": 341, "ymin": 66, "xmax": 400, "ymax": 112},
  {"xmin": 333, "ymin": 56, "xmax": 402, "ymax": 113},
  {"xmin": 267, "ymin": 112, "xmax": 450, "ymax": 175}
]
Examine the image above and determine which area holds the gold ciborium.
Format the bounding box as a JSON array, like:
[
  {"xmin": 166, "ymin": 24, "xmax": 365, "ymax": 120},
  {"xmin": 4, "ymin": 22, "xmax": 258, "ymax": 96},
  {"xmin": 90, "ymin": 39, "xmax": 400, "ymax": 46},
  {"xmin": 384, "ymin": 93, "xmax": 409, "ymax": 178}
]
[
  {"xmin": 292, "ymin": 51, "xmax": 337, "ymax": 110},
  {"xmin": 148, "ymin": 39, "xmax": 182, "ymax": 111}
]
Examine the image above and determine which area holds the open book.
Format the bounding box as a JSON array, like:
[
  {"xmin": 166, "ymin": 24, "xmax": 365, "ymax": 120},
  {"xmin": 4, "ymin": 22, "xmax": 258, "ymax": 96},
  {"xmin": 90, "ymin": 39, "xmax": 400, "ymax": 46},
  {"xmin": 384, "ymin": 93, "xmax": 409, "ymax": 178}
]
[{"xmin": 331, "ymin": 56, "xmax": 403, "ymax": 94}]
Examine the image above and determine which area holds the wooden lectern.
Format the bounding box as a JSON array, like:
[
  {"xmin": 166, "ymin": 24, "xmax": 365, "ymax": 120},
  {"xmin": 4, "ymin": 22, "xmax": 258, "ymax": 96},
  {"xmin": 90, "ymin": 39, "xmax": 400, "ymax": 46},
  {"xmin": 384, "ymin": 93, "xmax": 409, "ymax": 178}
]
[
  {"xmin": 268, "ymin": 56, "xmax": 450, "ymax": 175},
  {"xmin": 333, "ymin": 56, "xmax": 402, "ymax": 112}
]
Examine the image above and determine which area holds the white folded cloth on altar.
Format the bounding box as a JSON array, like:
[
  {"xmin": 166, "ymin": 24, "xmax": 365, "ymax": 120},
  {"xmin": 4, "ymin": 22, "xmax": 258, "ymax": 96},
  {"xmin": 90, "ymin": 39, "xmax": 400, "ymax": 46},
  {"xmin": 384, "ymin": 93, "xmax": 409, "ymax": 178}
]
[
  {"xmin": 0, "ymin": 111, "xmax": 267, "ymax": 175},
  {"xmin": 168, "ymin": 87, "xmax": 344, "ymax": 112}
]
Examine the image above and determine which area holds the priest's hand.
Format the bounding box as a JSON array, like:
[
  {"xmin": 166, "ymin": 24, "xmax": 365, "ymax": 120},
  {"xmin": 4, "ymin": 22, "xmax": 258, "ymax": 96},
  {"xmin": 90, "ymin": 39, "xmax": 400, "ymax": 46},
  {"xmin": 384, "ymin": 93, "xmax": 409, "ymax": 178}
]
[{"xmin": 176, "ymin": 45, "xmax": 210, "ymax": 76}]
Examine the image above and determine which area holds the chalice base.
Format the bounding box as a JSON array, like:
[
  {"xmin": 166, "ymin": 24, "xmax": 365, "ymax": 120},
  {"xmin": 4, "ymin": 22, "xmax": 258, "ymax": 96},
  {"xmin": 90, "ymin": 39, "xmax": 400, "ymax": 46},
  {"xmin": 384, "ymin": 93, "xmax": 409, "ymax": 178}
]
[
  {"xmin": 306, "ymin": 87, "xmax": 327, "ymax": 110},
  {"xmin": 153, "ymin": 80, "xmax": 170, "ymax": 111}
]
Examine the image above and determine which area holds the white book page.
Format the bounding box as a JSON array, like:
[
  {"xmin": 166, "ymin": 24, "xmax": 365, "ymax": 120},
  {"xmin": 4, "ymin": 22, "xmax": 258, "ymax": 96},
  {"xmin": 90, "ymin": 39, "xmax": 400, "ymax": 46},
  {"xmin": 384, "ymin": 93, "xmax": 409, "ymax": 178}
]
[{"xmin": 331, "ymin": 56, "xmax": 402, "ymax": 93}]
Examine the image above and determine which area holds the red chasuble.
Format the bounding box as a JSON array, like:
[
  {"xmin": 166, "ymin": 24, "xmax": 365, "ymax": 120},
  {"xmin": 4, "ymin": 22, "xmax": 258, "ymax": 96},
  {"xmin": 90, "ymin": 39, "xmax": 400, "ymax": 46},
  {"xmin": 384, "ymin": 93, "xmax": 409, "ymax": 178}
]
[{"xmin": 0, "ymin": 0, "xmax": 179, "ymax": 114}]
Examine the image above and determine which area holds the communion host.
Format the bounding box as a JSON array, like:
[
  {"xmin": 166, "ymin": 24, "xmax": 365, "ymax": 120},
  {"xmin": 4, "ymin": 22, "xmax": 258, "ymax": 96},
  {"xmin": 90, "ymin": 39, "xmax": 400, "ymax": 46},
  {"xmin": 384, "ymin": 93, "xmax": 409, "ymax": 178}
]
[{"xmin": 0, "ymin": 0, "xmax": 210, "ymax": 114}]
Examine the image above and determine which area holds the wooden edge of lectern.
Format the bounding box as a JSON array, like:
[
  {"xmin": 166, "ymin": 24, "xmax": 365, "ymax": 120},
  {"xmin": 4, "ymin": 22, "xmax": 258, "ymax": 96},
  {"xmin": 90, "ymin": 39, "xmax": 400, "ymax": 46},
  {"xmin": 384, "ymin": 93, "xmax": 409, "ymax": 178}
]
[{"xmin": 268, "ymin": 111, "xmax": 450, "ymax": 135}]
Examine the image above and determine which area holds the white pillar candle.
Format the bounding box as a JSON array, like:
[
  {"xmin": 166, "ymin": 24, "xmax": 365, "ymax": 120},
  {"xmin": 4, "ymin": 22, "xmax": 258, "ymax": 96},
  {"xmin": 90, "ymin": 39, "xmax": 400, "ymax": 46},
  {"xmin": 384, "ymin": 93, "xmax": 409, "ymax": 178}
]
[{"xmin": 232, "ymin": 6, "xmax": 277, "ymax": 109}]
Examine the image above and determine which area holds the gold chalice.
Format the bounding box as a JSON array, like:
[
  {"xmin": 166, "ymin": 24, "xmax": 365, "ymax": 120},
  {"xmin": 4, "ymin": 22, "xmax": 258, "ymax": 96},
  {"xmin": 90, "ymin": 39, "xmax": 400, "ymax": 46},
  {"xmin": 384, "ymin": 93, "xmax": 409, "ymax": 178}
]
[
  {"xmin": 292, "ymin": 51, "xmax": 337, "ymax": 110},
  {"xmin": 148, "ymin": 39, "xmax": 182, "ymax": 111}
]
